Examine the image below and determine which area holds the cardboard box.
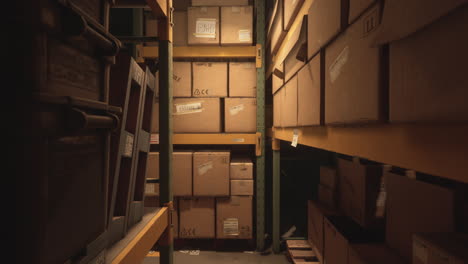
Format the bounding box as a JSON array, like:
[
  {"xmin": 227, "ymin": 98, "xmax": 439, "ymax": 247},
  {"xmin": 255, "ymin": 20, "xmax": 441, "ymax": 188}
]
[
  {"xmin": 320, "ymin": 166, "xmax": 337, "ymax": 189},
  {"xmin": 378, "ymin": 4, "xmax": 468, "ymax": 122},
  {"xmin": 413, "ymin": 233, "xmax": 468, "ymax": 264},
  {"xmin": 298, "ymin": 52, "xmax": 322, "ymax": 126},
  {"xmin": 348, "ymin": 244, "xmax": 407, "ymax": 264},
  {"xmin": 188, "ymin": 7, "xmax": 219, "ymax": 45},
  {"xmin": 231, "ymin": 180, "xmax": 254, "ymax": 196},
  {"xmin": 143, "ymin": 197, "xmax": 179, "ymax": 238},
  {"xmin": 281, "ymin": 75, "xmax": 298, "ymax": 127},
  {"xmin": 385, "ymin": 172, "xmax": 455, "ymax": 260},
  {"xmin": 318, "ymin": 184, "xmax": 336, "ymax": 209},
  {"xmin": 307, "ymin": 0, "xmax": 348, "ymax": 59},
  {"xmin": 173, "ymin": 0, "xmax": 190, "ymax": 11},
  {"xmin": 151, "ymin": 99, "xmax": 159, "ymax": 132},
  {"xmin": 147, "ymin": 152, "xmax": 160, "ymax": 179},
  {"xmin": 325, "ymin": 3, "xmax": 387, "ymax": 125},
  {"xmin": 230, "ymin": 158, "xmax": 253, "ymax": 180},
  {"xmin": 337, "ymin": 158, "xmax": 383, "ymax": 229},
  {"xmin": 192, "ymin": 62, "xmax": 227, "ymax": 97},
  {"xmin": 307, "ymin": 201, "xmax": 340, "ymax": 257},
  {"xmin": 270, "ymin": 0, "xmax": 286, "ymax": 55},
  {"xmin": 173, "ymin": 11, "xmax": 188, "ymax": 46},
  {"xmin": 229, "ymin": 62, "xmax": 256, "ymax": 97},
  {"xmin": 273, "ymin": 88, "xmax": 282, "ymax": 127},
  {"xmin": 173, "ymin": 62, "xmax": 191, "ymax": 97},
  {"xmin": 193, "ymin": 151, "xmax": 230, "ymax": 196},
  {"xmin": 173, "ymin": 152, "xmax": 193, "ymax": 196},
  {"xmin": 179, "ymin": 198, "xmax": 215, "ymax": 238},
  {"xmin": 173, "ymin": 98, "xmax": 221, "ymax": 133},
  {"xmin": 272, "ymin": 64, "xmax": 284, "ymax": 95},
  {"xmin": 283, "ymin": 0, "xmax": 305, "ymax": 30},
  {"xmin": 283, "ymin": 15, "xmax": 307, "ymax": 82},
  {"xmin": 348, "ymin": 0, "xmax": 375, "ymax": 24},
  {"xmin": 216, "ymin": 196, "xmax": 253, "ymax": 239},
  {"xmin": 192, "ymin": 0, "xmax": 248, "ymax": 6},
  {"xmin": 144, "ymin": 16, "xmax": 158, "ymax": 46},
  {"xmin": 224, "ymin": 98, "xmax": 256, "ymax": 133},
  {"xmin": 221, "ymin": 6, "xmax": 253, "ymax": 45}
]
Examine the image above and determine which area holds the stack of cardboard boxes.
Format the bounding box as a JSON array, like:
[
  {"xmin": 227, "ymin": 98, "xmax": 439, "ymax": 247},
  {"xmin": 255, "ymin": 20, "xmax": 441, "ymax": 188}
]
[{"xmin": 145, "ymin": 152, "xmax": 254, "ymax": 239}]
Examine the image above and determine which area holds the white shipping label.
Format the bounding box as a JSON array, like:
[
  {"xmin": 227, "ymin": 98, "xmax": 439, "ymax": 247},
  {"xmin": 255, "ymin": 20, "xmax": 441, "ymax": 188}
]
[
  {"xmin": 224, "ymin": 218, "xmax": 239, "ymax": 236},
  {"xmin": 175, "ymin": 102, "xmax": 203, "ymax": 115},
  {"xmin": 239, "ymin": 30, "xmax": 252, "ymax": 42},
  {"xmin": 198, "ymin": 161, "xmax": 213, "ymax": 175},
  {"xmin": 229, "ymin": 104, "xmax": 245, "ymax": 116},
  {"xmin": 145, "ymin": 184, "xmax": 155, "ymax": 193},
  {"xmin": 150, "ymin": 134, "xmax": 159, "ymax": 144},
  {"xmin": 232, "ymin": 138, "xmax": 245, "ymax": 143},
  {"xmin": 195, "ymin": 19, "xmax": 216, "ymax": 38},
  {"xmin": 375, "ymin": 179, "xmax": 387, "ymax": 217},
  {"xmin": 291, "ymin": 129, "xmax": 299, "ymax": 147},
  {"xmin": 124, "ymin": 134, "xmax": 134, "ymax": 157},
  {"xmin": 413, "ymin": 240, "xmax": 428, "ymax": 264},
  {"xmin": 329, "ymin": 46, "xmax": 349, "ymax": 83}
]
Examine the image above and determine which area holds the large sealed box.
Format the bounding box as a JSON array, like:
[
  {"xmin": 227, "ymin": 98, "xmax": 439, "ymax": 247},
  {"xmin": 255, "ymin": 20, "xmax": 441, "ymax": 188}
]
[
  {"xmin": 283, "ymin": 0, "xmax": 305, "ymax": 30},
  {"xmin": 337, "ymin": 158, "xmax": 383, "ymax": 229},
  {"xmin": 348, "ymin": 0, "xmax": 375, "ymax": 24},
  {"xmin": 318, "ymin": 184, "xmax": 337, "ymax": 209},
  {"xmin": 230, "ymin": 158, "xmax": 253, "ymax": 180},
  {"xmin": 193, "ymin": 151, "xmax": 230, "ymax": 196},
  {"xmin": 375, "ymin": 1, "xmax": 468, "ymax": 122},
  {"xmin": 348, "ymin": 243, "xmax": 407, "ymax": 264},
  {"xmin": 188, "ymin": 7, "xmax": 220, "ymax": 45},
  {"xmin": 225, "ymin": 98, "xmax": 256, "ymax": 133},
  {"xmin": 231, "ymin": 180, "xmax": 254, "ymax": 196},
  {"xmin": 307, "ymin": 0, "xmax": 348, "ymax": 59},
  {"xmin": 216, "ymin": 196, "xmax": 253, "ymax": 239},
  {"xmin": 307, "ymin": 200, "xmax": 339, "ymax": 257},
  {"xmin": 413, "ymin": 233, "xmax": 468, "ymax": 264},
  {"xmin": 173, "ymin": 62, "xmax": 191, "ymax": 97},
  {"xmin": 179, "ymin": 198, "xmax": 215, "ymax": 238},
  {"xmin": 298, "ymin": 52, "xmax": 322, "ymax": 126},
  {"xmin": 193, "ymin": 62, "xmax": 228, "ymax": 97},
  {"xmin": 174, "ymin": 11, "xmax": 188, "ymax": 46},
  {"xmin": 273, "ymin": 87, "xmax": 283, "ymax": 127},
  {"xmin": 229, "ymin": 62, "xmax": 256, "ymax": 97},
  {"xmin": 325, "ymin": 3, "xmax": 387, "ymax": 125},
  {"xmin": 173, "ymin": 98, "xmax": 221, "ymax": 133},
  {"xmin": 320, "ymin": 166, "xmax": 337, "ymax": 189},
  {"xmin": 221, "ymin": 6, "xmax": 253, "ymax": 45},
  {"xmin": 281, "ymin": 75, "xmax": 298, "ymax": 127},
  {"xmin": 144, "ymin": 15, "xmax": 158, "ymax": 46},
  {"xmin": 147, "ymin": 152, "xmax": 160, "ymax": 179}
]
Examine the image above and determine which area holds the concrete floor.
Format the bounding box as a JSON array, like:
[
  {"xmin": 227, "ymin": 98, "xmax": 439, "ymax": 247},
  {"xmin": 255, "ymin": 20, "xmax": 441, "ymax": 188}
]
[{"xmin": 143, "ymin": 251, "xmax": 289, "ymax": 264}]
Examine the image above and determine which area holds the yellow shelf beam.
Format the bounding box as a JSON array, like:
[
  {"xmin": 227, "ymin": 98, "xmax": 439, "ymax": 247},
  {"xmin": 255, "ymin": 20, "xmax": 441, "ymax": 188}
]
[
  {"xmin": 138, "ymin": 45, "xmax": 257, "ymax": 59},
  {"xmin": 151, "ymin": 133, "xmax": 258, "ymax": 145},
  {"xmin": 274, "ymin": 125, "xmax": 468, "ymax": 184}
]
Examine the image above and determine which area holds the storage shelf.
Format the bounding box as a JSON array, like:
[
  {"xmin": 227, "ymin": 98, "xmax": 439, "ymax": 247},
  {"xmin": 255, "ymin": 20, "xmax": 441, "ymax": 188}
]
[
  {"xmin": 138, "ymin": 45, "xmax": 257, "ymax": 59},
  {"xmin": 273, "ymin": 125, "xmax": 468, "ymax": 184},
  {"xmin": 107, "ymin": 207, "xmax": 168, "ymax": 264},
  {"xmin": 114, "ymin": 0, "xmax": 168, "ymax": 18},
  {"xmin": 151, "ymin": 133, "xmax": 258, "ymax": 145}
]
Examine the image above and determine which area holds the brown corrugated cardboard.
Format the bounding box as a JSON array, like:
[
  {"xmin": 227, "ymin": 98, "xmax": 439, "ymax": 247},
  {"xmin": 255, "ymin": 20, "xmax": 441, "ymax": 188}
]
[
  {"xmin": 188, "ymin": 7, "xmax": 220, "ymax": 45},
  {"xmin": 193, "ymin": 62, "xmax": 227, "ymax": 97},
  {"xmin": 385, "ymin": 172, "xmax": 455, "ymax": 260},
  {"xmin": 283, "ymin": 15, "xmax": 307, "ymax": 82},
  {"xmin": 388, "ymin": 5, "xmax": 468, "ymax": 122},
  {"xmin": 173, "ymin": 0, "xmax": 190, "ymax": 11},
  {"xmin": 230, "ymin": 158, "xmax": 253, "ymax": 180},
  {"xmin": 349, "ymin": 244, "xmax": 407, "ymax": 264},
  {"xmin": 307, "ymin": 0, "xmax": 348, "ymax": 59},
  {"xmin": 221, "ymin": 6, "xmax": 253, "ymax": 45},
  {"xmin": 147, "ymin": 152, "xmax": 159, "ymax": 179},
  {"xmin": 231, "ymin": 180, "xmax": 254, "ymax": 196},
  {"xmin": 272, "ymin": 69, "xmax": 284, "ymax": 95},
  {"xmin": 174, "ymin": 11, "xmax": 188, "ymax": 46},
  {"xmin": 413, "ymin": 233, "xmax": 468, "ymax": 264},
  {"xmin": 216, "ymin": 196, "xmax": 253, "ymax": 239},
  {"xmin": 325, "ymin": 3, "xmax": 387, "ymax": 125},
  {"xmin": 337, "ymin": 158, "xmax": 383, "ymax": 229},
  {"xmin": 224, "ymin": 98, "xmax": 256, "ymax": 133},
  {"xmin": 179, "ymin": 198, "xmax": 215, "ymax": 238},
  {"xmin": 192, "ymin": 0, "xmax": 248, "ymax": 6},
  {"xmin": 173, "ymin": 152, "xmax": 193, "ymax": 197},
  {"xmin": 173, "ymin": 62, "xmax": 191, "ymax": 97},
  {"xmin": 151, "ymin": 99, "xmax": 159, "ymax": 132},
  {"xmin": 193, "ymin": 151, "xmax": 230, "ymax": 196},
  {"xmin": 307, "ymin": 201, "xmax": 340, "ymax": 257},
  {"xmin": 281, "ymin": 75, "xmax": 298, "ymax": 127},
  {"xmin": 229, "ymin": 62, "xmax": 256, "ymax": 97},
  {"xmin": 283, "ymin": 0, "xmax": 305, "ymax": 30},
  {"xmin": 273, "ymin": 88, "xmax": 282, "ymax": 127},
  {"xmin": 318, "ymin": 184, "xmax": 336, "ymax": 209},
  {"xmin": 144, "ymin": 16, "xmax": 158, "ymax": 46},
  {"xmin": 173, "ymin": 98, "xmax": 221, "ymax": 133},
  {"xmin": 144, "ymin": 197, "xmax": 179, "ymax": 238},
  {"xmin": 374, "ymin": 0, "xmax": 467, "ymax": 45},
  {"xmin": 270, "ymin": 0, "xmax": 286, "ymax": 55},
  {"xmin": 297, "ymin": 53, "xmax": 322, "ymax": 126},
  {"xmin": 348, "ymin": 0, "xmax": 375, "ymax": 24},
  {"xmin": 320, "ymin": 166, "xmax": 337, "ymax": 189}
]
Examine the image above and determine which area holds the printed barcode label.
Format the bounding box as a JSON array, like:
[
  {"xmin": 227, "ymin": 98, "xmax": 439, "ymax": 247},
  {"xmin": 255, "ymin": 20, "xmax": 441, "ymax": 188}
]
[
  {"xmin": 175, "ymin": 102, "xmax": 203, "ymax": 115},
  {"xmin": 198, "ymin": 161, "xmax": 213, "ymax": 175},
  {"xmin": 329, "ymin": 46, "xmax": 349, "ymax": 83},
  {"xmin": 124, "ymin": 134, "xmax": 134, "ymax": 157},
  {"xmin": 195, "ymin": 19, "xmax": 216, "ymax": 38},
  {"xmin": 229, "ymin": 104, "xmax": 245, "ymax": 116},
  {"xmin": 224, "ymin": 218, "xmax": 239, "ymax": 236},
  {"xmin": 239, "ymin": 30, "xmax": 251, "ymax": 42}
]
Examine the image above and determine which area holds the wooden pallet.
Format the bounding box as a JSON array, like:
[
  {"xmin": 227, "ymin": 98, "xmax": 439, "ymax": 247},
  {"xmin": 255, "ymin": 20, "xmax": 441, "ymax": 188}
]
[{"xmin": 286, "ymin": 240, "xmax": 320, "ymax": 264}]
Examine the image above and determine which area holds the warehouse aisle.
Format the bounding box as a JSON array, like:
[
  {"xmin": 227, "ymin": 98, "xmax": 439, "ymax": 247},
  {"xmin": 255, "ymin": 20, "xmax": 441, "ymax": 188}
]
[{"xmin": 173, "ymin": 251, "xmax": 289, "ymax": 264}]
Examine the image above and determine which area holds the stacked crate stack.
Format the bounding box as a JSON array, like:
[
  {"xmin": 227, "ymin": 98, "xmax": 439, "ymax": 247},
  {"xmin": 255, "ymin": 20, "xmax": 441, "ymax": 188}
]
[{"xmin": 144, "ymin": 0, "xmax": 257, "ymax": 241}]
